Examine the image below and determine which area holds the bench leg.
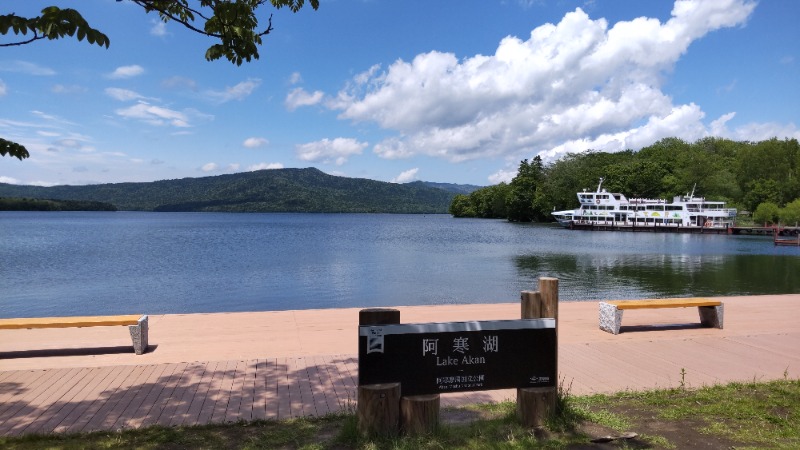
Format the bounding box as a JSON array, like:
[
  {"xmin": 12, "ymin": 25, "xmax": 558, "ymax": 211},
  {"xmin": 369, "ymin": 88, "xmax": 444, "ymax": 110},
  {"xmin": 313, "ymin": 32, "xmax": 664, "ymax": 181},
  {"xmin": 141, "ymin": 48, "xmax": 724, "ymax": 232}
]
[
  {"xmin": 129, "ymin": 315, "xmax": 149, "ymax": 355},
  {"xmin": 599, "ymin": 302, "xmax": 623, "ymax": 334},
  {"xmin": 698, "ymin": 304, "xmax": 724, "ymax": 329}
]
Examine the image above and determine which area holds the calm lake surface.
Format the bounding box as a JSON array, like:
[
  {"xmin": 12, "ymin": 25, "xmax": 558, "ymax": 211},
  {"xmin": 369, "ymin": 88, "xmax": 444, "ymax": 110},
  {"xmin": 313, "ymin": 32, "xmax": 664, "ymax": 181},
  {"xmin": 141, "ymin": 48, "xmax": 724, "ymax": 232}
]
[{"xmin": 2, "ymin": 212, "xmax": 799, "ymax": 318}]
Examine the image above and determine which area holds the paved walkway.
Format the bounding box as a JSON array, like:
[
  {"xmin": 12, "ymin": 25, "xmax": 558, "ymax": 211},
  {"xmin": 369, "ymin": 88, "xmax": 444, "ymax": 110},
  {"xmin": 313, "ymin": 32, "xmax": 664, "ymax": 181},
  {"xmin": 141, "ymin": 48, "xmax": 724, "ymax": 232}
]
[{"xmin": 1, "ymin": 295, "xmax": 799, "ymax": 436}]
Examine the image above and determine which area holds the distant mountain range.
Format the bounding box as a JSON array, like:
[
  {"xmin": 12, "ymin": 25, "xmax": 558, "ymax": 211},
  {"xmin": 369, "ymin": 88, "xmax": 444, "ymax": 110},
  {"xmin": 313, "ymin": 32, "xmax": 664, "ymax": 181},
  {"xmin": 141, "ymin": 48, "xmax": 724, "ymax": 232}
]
[{"xmin": 0, "ymin": 168, "xmax": 483, "ymax": 213}]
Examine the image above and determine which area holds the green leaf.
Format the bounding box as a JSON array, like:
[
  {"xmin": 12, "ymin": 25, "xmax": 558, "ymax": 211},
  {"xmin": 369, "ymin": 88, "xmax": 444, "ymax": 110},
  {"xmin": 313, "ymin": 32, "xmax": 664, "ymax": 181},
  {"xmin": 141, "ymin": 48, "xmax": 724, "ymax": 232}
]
[{"xmin": 0, "ymin": 138, "xmax": 31, "ymax": 160}]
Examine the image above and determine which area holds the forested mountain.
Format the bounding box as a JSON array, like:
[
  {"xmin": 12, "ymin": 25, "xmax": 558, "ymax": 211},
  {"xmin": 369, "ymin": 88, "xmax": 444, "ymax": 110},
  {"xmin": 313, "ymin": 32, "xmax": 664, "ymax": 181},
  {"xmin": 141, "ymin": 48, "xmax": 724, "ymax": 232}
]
[
  {"xmin": 0, "ymin": 168, "xmax": 457, "ymax": 213},
  {"xmin": 450, "ymin": 137, "xmax": 800, "ymax": 225}
]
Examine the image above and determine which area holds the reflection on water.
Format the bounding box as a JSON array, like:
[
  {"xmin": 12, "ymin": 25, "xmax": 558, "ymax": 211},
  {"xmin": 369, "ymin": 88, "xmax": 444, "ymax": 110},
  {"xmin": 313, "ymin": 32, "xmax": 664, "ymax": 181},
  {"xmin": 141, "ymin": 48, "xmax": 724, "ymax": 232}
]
[{"xmin": 515, "ymin": 251, "xmax": 800, "ymax": 300}]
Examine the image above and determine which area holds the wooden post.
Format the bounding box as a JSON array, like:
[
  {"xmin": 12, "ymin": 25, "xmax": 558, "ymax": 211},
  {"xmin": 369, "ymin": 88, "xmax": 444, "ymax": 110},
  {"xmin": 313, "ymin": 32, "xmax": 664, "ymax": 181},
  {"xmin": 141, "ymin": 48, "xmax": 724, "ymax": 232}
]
[
  {"xmin": 358, "ymin": 308, "xmax": 401, "ymax": 436},
  {"xmin": 401, "ymin": 394, "xmax": 440, "ymax": 434},
  {"xmin": 358, "ymin": 382, "xmax": 401, "ymax": 436},
  {"xmin": 517, "ymin": 277, "xmax": 559, "ymax": 428}
]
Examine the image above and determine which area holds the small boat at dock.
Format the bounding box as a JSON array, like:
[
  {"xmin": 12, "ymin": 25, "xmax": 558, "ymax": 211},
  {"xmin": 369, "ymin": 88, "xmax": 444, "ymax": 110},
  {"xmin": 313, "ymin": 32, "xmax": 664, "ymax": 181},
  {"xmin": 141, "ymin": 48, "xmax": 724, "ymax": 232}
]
[{"xmin": 552, "ymin": 179, "xmax": 737, "ymax": 232}]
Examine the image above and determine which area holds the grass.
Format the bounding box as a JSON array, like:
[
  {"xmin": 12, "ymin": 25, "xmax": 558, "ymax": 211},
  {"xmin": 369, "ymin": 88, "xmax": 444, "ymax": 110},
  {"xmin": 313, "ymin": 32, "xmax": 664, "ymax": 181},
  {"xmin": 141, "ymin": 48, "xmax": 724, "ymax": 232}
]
[{"xmin": 1, "ymin": 378, "xmax": 798, "ymax": 449}]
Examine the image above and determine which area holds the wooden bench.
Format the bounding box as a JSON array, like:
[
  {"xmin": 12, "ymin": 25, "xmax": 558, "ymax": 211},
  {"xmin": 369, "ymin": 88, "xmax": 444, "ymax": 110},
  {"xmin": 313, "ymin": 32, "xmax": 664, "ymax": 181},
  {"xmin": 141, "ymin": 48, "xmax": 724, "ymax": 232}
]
[
  {"xmin": 599, "ymin": 299, "xmax": 723, "ymax": 335},
  {"xmin": 0, "ymin": 314, "xmax": 149, "ymax": 355}
]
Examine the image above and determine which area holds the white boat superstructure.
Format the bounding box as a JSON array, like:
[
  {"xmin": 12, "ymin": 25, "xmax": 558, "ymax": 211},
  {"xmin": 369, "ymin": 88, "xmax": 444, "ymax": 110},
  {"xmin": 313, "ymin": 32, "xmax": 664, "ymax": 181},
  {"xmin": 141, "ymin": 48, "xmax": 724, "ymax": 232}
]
[{"xmin": 552, "ymin": 179, "xmax": 737, "ymax": 229}]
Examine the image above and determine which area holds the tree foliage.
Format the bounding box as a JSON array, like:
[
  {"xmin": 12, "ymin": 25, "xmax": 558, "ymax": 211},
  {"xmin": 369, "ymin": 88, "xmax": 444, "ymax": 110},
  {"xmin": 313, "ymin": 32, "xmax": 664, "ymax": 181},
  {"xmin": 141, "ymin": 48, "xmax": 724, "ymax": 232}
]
[
  {"xmin": 753, "ymin": 202, "xmax": 780, "ymax": 225},
  {"xmin": 0, "ymin": 197, "xmax": 117, "ymax": 211},
  {"xmin": 451, "ymin": 137, "xmax": 800, "ymax": 223},
  {"xmin": 779, "ymin": 199, "xmax": 800, "ymax": 226},
  {"xmin": 0, "ymin": 6, "xmax": 109, "ymax": 48},
  {"xmin": 0, "ymin": 138, "xmax": 30, "ymax": 160}
]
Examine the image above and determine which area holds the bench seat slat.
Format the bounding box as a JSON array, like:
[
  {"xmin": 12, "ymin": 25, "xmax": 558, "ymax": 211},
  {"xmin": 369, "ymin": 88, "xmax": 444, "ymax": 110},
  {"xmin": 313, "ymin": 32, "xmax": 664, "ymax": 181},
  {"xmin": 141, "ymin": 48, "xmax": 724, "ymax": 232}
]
[
  {"xmin": 0, "ymin": 315, "xmax": 142, "ymax": 330},
  {"xmin": 606, "ymin": 299, "xmax": 721, "ymax": 310}
]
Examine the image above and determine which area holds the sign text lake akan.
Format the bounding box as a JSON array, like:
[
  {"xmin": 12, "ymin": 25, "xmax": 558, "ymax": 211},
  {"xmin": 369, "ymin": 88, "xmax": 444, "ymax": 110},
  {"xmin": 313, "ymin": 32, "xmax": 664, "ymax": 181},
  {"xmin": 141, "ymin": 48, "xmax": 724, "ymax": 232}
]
[{"xmin": 358, "ymin": 319, "xmax": 556, "ymax": 396}]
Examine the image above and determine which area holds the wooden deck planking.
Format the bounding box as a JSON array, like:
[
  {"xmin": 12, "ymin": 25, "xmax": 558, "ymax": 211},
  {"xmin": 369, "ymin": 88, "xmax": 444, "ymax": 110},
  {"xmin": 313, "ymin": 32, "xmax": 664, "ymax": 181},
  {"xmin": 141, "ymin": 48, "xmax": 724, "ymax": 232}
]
[
  {"xmin": 179, "ymin": 360, "xmax": 219, "ymax": 427},
  {"xmin": 58, "ymin": 365, "xmax": 130, "ymax": 434},
  {"xmin": 22, "ymin": 366, "xmax": 107, "ymax": 436},
  {"xmin": 115, "ymin": 362, "xmax": 174, "ymax": 430},
  {"xmin": 4, "ymin": 367, "xmax": 88, "ymax": 436},
  {"xmin": 83, "ymin": 364, "xmax": 148, "ymax": 433},
  {"xmin": 108, "ymin": 364, "xmax": 159, "ymax": 431},
  {"xmin": 139, "ymin": 362, "xmax": 190, "ymax": 429},
  {"xmin": 0, "ymin": 369, "xmax": 56, "ymax": 418}
]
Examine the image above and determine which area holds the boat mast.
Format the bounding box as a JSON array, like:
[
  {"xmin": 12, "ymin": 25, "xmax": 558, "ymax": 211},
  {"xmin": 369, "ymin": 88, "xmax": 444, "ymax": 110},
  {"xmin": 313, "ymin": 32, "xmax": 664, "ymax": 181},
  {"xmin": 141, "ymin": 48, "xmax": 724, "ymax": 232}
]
[{"xmin": 596, "ymin": 177, "xmax": 604, "ymax": 193}]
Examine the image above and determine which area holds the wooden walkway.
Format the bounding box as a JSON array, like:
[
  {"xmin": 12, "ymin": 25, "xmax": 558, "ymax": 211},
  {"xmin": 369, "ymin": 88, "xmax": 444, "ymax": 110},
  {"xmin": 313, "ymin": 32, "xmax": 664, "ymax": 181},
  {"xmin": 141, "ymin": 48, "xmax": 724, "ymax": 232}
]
[{"xmin": 2, "ymin": 295, "xmax": 799, "ymax": 436}]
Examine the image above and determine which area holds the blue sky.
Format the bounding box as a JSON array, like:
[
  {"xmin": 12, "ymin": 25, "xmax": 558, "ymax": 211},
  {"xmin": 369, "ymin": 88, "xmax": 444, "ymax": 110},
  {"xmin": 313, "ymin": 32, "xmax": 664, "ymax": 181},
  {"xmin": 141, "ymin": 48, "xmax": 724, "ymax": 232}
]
[{"xmin": 1, "ymin": 0, "xmax": 798, "ymax": 187}]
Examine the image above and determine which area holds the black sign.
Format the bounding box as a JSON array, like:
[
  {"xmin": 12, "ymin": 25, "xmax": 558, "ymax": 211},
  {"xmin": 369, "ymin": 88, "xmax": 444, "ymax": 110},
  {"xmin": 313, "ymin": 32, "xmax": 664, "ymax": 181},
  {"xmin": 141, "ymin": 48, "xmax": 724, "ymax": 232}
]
[{"xmin": 358, "ymin": 319, "xmax": 556, "ymax": 396}]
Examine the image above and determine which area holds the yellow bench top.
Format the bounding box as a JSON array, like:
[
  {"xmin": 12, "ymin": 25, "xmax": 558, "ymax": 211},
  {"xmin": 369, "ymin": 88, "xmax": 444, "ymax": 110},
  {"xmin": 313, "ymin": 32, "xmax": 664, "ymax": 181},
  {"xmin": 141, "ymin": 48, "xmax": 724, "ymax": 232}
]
[
  {"xmin": 604, "ymin": 299, "xmax": 722, "ymax": 310},
  {"xmin": 0, "ymin": 315, "xmax": 143, "ymax": 330}
]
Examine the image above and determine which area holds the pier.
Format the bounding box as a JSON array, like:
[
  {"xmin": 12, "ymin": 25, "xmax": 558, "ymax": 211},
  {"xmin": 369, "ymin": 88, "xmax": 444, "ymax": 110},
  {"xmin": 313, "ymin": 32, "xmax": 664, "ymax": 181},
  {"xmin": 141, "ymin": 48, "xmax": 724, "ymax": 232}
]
[{"xmin": 730, "ymin": 226, "xmax": 800, "ymax": 236}]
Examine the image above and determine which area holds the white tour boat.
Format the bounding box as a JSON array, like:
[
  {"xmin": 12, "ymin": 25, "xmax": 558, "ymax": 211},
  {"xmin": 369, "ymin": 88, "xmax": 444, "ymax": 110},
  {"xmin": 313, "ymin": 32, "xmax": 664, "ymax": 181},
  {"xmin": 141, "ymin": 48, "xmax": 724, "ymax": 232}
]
[{"xmin": 552, "ymin": 179, "xmax": 737, "ymax": 229}]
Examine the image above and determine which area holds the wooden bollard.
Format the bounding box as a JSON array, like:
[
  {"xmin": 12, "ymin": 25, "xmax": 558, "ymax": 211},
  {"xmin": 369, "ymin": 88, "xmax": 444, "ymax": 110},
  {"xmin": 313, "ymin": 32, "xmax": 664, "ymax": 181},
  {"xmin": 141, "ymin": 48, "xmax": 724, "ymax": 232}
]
[
  {"xmin": 401, "ymin": 394, "xmax": 440, "ymax": 434},
  {"xmin": 358, "ymin": 308, "xmax": 401, "ymax": 436},
  {"xmin": 517, "ymin": 277, "xmax": 559, "ymax": 428},
  {"xmin": 358, "ymin": 383, "xmax": 401, "ymax": 436}
]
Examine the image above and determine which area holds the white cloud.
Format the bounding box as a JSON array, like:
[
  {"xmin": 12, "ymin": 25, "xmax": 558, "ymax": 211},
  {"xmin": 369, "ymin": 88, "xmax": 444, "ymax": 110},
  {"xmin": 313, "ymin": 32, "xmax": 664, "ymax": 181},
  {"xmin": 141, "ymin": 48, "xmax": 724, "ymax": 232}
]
[
  {"xmin": 243, "ymin": 137, "xmax": 269, "ymax": 148},
  {"xmin": 201, "ymin": 162, "xmax": 219, "ymax": 172},
  {"xmin": 391, "ymin": 168, "xmax": 419, "ymax": 183},
  {"xmin": 248, "ymin": 162, "xmax": 284, "ymax": 171},
  {"xmin": 52, "ymin": 84, "xmax": 87, "ymax": 94},
  {"xmin": 150, "ymin": 19, "xmax": 168, "ymax": 37},
  {"xmin": 0, "ymin": 61, "xmax": 56, "ymax": 76},
  {"xmin": 0, "ymin": 79, "xmax": 5, "ymax": 96},
  {"xmin": 295, "ymin": 138, "xmax": 367, "ymax": 165},
  {"xmin": 329, "ymin": 0, "xmax": 758, "ymax": 165},
  {"xmin": 488, "ymin": 169, "xmax": 516, "ymax": 185},
  {"xmin": 162, "ymin": 76, "xmax": 198, "ymax": 91},
  {"xmin": 203, "ymin": 78, "xmax": 261, "ymax": 103},
  {"xmin": 105, "ymin": 87, "xmax": 143, "ymax": 101},
  {"xmin": 115, "ymin": 101, "xmax": 194, "ymax": 127},
  {"xmin": 109, "ymin": 65, "xmax": 145, "ymax": 79},
  {"xmin": 0, "ymin": 176, "xmax": 20, "ymax": 184},
  {"xmin": 289, "ymin": 72, "xmax": 303, "ymax": 84},
  {"xmin": 285, "ymin": 88, "xmax": 324, "ymax": 111},
  {"xmin": 710, "ymin": 116, "xmax": 800, "ymax": 142}
]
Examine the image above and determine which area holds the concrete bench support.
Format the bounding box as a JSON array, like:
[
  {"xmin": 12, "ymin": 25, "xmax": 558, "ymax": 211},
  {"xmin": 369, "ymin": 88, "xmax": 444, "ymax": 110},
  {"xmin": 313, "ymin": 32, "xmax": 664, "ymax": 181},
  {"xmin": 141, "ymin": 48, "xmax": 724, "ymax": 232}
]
[
  {"xmin": 129, "ymin": 315, "xmax": 149, "ymax": 355},
  {"xmin": 599, "ymin": 299, "xmax": 723, "ymax": 335}
]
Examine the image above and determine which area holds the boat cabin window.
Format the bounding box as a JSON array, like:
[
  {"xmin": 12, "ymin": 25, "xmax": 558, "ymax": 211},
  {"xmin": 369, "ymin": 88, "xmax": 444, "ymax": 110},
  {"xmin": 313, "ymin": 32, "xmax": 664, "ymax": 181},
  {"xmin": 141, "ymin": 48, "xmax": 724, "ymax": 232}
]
[
  {"xmin": 666, "ymin": 205, "xmax": 683, "ymax": 211},
  {"xmin": 646, "ymin": 205, "xmax": 665, "ymax": 211},
  {"xmin": 613, "ymin": 194, "xmax": 621, "ymax": 200}
]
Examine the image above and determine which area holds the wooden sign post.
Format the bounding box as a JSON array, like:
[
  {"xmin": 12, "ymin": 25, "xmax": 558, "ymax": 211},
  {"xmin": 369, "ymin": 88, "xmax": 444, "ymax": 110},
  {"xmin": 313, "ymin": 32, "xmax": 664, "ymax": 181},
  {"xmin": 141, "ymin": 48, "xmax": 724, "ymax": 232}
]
[
  {"xmin": 517, "ymin": 277, "xmax": 559, "ymax": 428},
  {"xmin": 357, "ymin": 308, "xmax": 401, "ymax": 436}
]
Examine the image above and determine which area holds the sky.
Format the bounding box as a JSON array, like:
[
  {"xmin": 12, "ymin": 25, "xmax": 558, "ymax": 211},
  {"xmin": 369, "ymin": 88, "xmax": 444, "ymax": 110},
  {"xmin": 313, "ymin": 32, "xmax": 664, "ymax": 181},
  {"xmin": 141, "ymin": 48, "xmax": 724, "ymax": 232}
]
[{"xmin": 1, "ymin": 0, "xmax": 798, "ymax": 187}]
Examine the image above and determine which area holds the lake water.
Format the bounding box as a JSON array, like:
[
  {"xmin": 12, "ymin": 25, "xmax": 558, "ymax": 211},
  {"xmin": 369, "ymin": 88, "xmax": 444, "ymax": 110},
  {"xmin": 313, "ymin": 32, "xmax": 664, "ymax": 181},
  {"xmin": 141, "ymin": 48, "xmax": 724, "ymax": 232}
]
[{"xmin": 2, "ymin": 212, "xmax": 799, "ymax": 318}]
